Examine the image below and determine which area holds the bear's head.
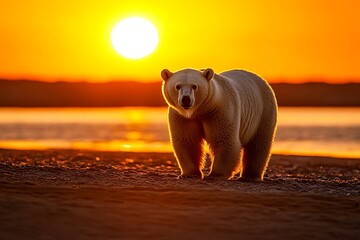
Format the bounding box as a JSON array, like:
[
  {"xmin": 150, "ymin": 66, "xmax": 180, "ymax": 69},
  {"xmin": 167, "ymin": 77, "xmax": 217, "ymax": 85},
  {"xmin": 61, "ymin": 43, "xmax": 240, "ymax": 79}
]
[{"xmin": 161, "ymin": 68, "xmax": 214, "ymax": 118}]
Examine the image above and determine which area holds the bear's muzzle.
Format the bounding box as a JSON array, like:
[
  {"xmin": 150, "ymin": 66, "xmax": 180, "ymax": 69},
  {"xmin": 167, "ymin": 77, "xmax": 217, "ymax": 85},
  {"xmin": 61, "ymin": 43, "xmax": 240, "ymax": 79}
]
[{"xmin": 180, "ymin": 95, "xmax": 192, "ymax": 109}]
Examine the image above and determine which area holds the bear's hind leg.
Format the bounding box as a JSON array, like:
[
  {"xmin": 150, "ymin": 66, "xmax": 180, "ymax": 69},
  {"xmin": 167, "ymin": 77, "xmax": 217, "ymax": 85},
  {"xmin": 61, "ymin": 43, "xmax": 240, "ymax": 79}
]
[{"xmin": 241, "ymin": 121, "xmax": 276, "ymax": 182}]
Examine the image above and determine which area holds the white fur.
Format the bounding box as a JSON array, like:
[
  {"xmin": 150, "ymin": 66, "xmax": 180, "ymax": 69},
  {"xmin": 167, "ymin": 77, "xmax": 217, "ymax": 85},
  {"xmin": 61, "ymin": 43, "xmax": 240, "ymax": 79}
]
[
  {"xmin": 161, "ymin": 68, "xmax": 277, "ymax": 181},
  {"xmin": 179, "ymin": 109, "xmax": 194, "ymax": 119}
]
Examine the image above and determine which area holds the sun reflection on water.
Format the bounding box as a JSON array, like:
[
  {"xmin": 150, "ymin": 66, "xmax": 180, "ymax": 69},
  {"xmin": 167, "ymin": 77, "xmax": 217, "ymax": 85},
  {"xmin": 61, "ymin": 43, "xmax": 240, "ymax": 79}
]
[{"xmin": 0, "ymin": 107, "xmax": 359, "ymax": 158}]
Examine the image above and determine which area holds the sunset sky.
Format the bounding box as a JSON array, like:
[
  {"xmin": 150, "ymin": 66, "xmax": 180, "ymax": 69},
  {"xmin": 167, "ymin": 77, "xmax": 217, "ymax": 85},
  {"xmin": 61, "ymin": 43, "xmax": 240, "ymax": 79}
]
[{"xmin": 0, "ymin": 0, "xmax": 359, "ymax": 83}]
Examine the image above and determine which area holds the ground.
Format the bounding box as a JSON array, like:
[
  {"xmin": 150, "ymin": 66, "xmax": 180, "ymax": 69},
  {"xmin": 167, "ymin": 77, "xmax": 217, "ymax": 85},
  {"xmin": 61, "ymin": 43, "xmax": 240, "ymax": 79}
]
[{"xmin": 0, "ymin": 149, "xmax": 359, "ymax": 240}]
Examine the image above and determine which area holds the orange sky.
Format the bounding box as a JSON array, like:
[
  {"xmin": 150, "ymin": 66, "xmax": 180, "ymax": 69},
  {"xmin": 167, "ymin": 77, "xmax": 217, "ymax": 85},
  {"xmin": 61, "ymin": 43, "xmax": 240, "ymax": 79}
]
[{"xmin": 0, "ymin": 0, "xmax": 359, "ymax": 83}]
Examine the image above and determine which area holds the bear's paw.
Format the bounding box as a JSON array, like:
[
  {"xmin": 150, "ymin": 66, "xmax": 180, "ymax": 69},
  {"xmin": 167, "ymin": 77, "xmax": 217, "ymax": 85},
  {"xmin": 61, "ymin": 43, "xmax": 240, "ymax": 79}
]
[
  {"xmin": 238, "ymin": 176, "xmax": 263, "ymax": 183},
  {"xmin": 177, "ymin": 172, "xmax": 203, "ymax": 180}
]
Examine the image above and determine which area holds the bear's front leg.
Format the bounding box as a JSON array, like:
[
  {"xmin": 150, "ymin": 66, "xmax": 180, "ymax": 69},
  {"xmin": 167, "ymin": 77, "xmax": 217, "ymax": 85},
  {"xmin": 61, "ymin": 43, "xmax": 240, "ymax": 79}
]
[
  {"xmin": 168, "ymin": 109, "xmax": 204, "ymax": 179},
  {"xmin": 206, "ymin": 139, "xmax": 241, "ymax": 180}
]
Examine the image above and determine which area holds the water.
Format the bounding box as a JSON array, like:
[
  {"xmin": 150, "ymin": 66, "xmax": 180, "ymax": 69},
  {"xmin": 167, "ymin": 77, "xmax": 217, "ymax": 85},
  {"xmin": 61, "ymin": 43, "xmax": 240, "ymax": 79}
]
[{"xmin": 0, "ymin": 107, "xmax": 359, "ymax": 158}]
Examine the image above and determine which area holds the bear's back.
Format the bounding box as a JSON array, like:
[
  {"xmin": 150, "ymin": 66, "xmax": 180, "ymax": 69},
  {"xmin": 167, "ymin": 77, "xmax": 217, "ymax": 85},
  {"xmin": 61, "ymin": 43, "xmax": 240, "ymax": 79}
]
[
  {"xmin": 219, "ymin": 69, "xmax": 275, "ymax": 106},
  {"xmin": 219, "ymin": 70, "xmax": 265, "ymax": 90},
  {"xmin": 218, "ymin": 70, "xmax": 265, "ymax": 106}
]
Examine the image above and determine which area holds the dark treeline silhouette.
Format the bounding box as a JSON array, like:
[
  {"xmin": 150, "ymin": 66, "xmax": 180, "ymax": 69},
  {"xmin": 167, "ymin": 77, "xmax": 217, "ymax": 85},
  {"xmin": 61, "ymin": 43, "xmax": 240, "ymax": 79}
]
[
  {"xmin": 0, "ymin": 80, "xmax": 359, "ymax": 107},
  {"xmin": 272, "ymin": 83, "xmax": 360, "ymax": 106}
]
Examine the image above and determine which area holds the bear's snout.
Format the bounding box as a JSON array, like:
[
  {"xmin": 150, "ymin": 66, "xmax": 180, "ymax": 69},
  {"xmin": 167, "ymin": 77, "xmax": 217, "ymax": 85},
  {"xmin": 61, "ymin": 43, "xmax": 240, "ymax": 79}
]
[{"xmin": 180, "ymin": 95, "xmax": 192, "ymax": 109}]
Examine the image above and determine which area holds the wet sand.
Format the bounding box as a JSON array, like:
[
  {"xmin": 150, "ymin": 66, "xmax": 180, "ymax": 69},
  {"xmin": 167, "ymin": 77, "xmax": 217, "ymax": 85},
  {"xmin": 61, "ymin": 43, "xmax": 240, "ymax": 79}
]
[{"xmin": 0, "ymin": 149, "xmax": 359, "ymax": 240}]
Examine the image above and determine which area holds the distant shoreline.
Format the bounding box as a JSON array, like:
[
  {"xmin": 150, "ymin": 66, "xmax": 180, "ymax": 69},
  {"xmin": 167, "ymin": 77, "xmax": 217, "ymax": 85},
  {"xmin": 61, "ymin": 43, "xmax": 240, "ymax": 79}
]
[{"xmin": 0, "ymin": 80, "xmax": 359, "ymax": 107}]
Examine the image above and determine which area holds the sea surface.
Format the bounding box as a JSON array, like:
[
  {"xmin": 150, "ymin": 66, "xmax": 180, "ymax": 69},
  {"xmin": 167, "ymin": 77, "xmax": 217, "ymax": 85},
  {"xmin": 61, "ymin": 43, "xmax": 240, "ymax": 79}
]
[{"xmin": 0, "ymin": 107, "xmax": 359, "ymax": 158}]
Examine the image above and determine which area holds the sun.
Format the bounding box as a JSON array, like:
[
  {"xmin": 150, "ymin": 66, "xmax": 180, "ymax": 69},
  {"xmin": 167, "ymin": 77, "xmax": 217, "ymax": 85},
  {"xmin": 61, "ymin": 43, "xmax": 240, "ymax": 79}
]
[{"xmin": 111, "ymin": 17, "xmax": 159, "ymax": 59}]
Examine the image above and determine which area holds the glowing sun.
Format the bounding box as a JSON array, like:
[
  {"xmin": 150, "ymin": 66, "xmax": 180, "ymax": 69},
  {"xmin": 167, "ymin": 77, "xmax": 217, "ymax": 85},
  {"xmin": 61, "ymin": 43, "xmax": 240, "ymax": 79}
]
[{"xmin": 111, "ymin": 17, "xmax": 159, "ymax": 59}]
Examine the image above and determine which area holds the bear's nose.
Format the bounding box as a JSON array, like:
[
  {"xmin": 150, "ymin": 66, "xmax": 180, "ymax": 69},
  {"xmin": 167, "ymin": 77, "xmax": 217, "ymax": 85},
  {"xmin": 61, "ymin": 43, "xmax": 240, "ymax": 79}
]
[{"xmin": 180, "ymin": 95, "xmax": 192, "ymax": 108}]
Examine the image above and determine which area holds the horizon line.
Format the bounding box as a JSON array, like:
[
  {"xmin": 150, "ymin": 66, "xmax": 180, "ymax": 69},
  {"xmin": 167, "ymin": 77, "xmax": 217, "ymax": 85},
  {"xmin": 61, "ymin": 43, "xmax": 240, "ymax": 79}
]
[{"xmin": 1, "ymin": 78, "xmax": 359, "ymax": 85}]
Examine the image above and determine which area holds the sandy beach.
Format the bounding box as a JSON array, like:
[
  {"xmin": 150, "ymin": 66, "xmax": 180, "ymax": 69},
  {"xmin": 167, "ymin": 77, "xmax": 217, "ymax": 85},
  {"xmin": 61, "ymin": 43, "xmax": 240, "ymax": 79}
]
[{"xmin": 0, "ymin": 149, "xmax": 359, "ymax": 240}]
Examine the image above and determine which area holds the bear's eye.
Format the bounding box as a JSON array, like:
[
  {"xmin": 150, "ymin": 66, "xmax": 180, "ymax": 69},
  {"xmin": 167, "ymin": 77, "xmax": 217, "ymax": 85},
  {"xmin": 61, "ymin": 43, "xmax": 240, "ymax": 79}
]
[
  {"xmin": 175, "ymin": 84, "xmax": 181, "ymax": 90},
  {"xmin": 192, "ymin": 84, "xmax": 198, "ymax": 90}
]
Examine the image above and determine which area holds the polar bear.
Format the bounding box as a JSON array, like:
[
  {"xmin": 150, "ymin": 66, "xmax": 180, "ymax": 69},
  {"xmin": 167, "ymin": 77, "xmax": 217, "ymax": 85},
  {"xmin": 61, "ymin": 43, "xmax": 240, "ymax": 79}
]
[{"xmin": 161, "ymin": 68, "xmax": 277, "ymax": 181}]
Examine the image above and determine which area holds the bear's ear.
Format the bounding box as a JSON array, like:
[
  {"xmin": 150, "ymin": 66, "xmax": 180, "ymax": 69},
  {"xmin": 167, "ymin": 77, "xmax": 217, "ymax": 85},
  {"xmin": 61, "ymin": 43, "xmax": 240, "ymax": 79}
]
[
  {"xmin": 161, "ymin": 69, "xmax": 173, "ymax": 81},
  {"xmin": 202, "ymin": 68, "xmax": 214, "ymax": 81}
]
